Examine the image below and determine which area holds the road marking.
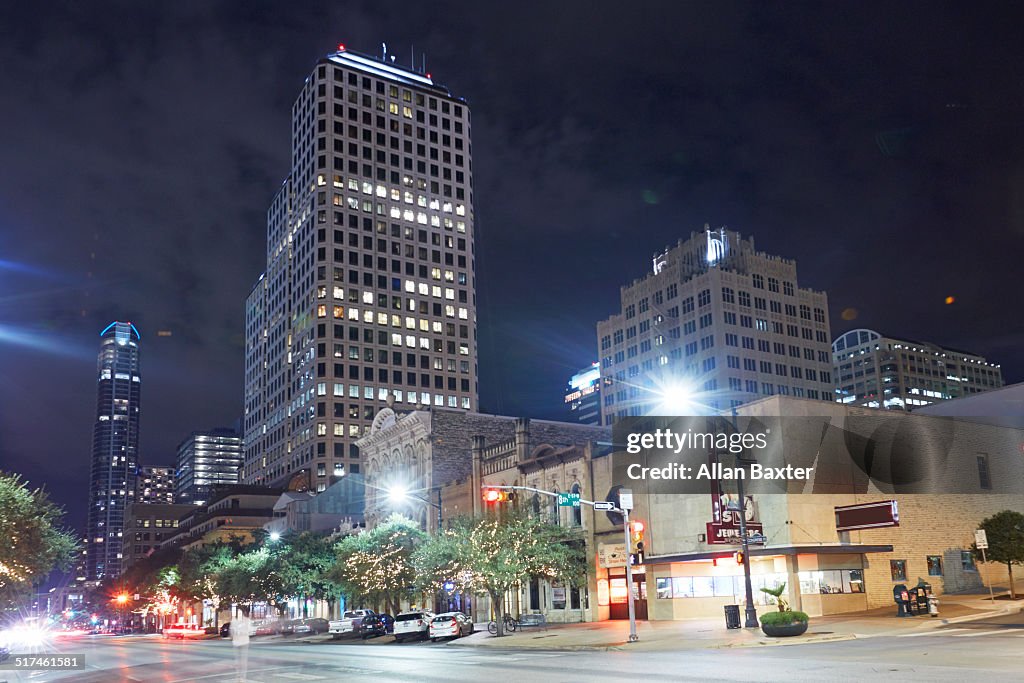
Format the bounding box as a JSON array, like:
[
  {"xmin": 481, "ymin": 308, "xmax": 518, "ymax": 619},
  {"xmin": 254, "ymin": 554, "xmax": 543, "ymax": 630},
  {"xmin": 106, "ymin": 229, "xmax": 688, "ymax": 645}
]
[
  {"xmin": 953, "ymin": 629, "xmax": 1014, "ymax": 637},
  {"xmin": 897, "ymin": 628, "xmax": 969, "ymax": 637}
]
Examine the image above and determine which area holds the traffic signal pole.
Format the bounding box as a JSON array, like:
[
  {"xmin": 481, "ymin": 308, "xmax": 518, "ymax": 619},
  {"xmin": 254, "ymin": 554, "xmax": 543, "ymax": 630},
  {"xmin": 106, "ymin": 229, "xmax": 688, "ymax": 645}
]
[
  {"xmin": 621, "ymin": 506, "xmax": 639, "ymax": 642},
  {"xmin": 483, "ymin": 484, "xmax": 640, "ymax": 642}
]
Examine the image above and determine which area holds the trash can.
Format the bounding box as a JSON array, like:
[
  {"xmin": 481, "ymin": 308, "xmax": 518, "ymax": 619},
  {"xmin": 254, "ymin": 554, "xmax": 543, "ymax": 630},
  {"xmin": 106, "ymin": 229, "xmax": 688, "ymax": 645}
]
[{"xmin": 724, "ymin": 604, "xmax": 741, "ymax": 629}]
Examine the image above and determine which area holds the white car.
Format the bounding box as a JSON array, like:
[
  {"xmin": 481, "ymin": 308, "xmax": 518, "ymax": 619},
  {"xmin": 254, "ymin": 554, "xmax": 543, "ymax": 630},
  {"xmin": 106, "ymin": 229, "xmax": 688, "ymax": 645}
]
[
  {"xmin": 329, "ymin": 609, "xmax": 375, "ymax": 638},
  {"xmin": 428, "ymin": 612, "xmax": 473, "ymax": 641},
  {"xmin": 392, "ymin": 611, "xmax": 434, "ymax": 643}
]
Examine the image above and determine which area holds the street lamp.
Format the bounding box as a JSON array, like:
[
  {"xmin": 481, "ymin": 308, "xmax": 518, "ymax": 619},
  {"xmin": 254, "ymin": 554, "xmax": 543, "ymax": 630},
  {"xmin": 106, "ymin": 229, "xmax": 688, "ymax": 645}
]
[
  {"xmin": 386, "ymin": 484, "xmax": 443, "ymax": 532},
  {"xmin": 269, "ymin": 531, "xmax": 281, "ymax": 542}
]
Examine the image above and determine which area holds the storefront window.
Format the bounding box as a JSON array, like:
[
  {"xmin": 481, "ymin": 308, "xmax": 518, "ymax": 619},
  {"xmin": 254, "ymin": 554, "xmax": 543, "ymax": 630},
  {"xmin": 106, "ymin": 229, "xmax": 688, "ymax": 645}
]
[
  {"xmin": 672, "ymin": 577, "xmax": 694, "ymax": 598},
  {"xmin": 890, "ymin": 559, "xmax": 907, "ymax": 581},
  {"xmin": 656, "ymin": 577, "xmax": 672, "ymax": 599},
  {"xmin": 797, "ymin": 569, "xmax": 864, "ymax": 594},
  {"xmin": 552, "ymin": 583, "xmax": 566, "ymax": 610},
  {"xmin": 691, "ymin": 577, "xmax": 715, "ymax": 598},
  {"xmin": 926, "ymin": 556, "xmax": 943, "ymax": 576}
]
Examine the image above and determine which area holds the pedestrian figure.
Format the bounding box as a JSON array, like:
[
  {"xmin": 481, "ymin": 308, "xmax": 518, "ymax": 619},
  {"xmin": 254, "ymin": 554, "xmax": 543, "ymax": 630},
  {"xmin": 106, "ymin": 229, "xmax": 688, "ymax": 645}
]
[{"xmin": 231, "ymin": 606, "xmax": 251, "ymax": 682}]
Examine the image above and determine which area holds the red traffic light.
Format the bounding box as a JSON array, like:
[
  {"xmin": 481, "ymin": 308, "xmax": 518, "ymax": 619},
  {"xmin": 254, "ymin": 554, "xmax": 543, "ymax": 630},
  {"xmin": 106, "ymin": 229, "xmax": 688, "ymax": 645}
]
[
  {"xmin": 735, "ymin": 551, "xmax": 745, "ymax": 565},
  {"xmin": 482, "ymin": 488, "xmax": 505, "ymax": 503}
]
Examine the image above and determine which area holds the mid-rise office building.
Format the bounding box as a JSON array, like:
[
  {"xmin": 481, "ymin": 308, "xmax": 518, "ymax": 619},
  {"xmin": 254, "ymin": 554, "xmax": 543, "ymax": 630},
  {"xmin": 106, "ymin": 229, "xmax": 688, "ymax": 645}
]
[
  {"xmin": 123, "ymin": 501, "xmax": 194, "ymax": 569},
  {"xmin": 86, "ymin": 321, "xmax": 142, "ymax": 580},
  {"xmin": 832, "ymin": 329, "xmax": 1004, "ymax": 410},
  {"xmin": 564, "ymin": 362, "xmax": 602, "ymax": 425},
  {"xmin": 176, "ymin": 429, "xmax": 244, "ymax": 505},
  {"xmin": 135, "ymin": 465, "xmax": 176, "ymax": 504},
  {"xmin": 596, "ymin": 228, "xmax": 834, "ymax": 424},
  {"xmin": 243, "ymin": 45, "xmax": 477, "ymax": 490}
]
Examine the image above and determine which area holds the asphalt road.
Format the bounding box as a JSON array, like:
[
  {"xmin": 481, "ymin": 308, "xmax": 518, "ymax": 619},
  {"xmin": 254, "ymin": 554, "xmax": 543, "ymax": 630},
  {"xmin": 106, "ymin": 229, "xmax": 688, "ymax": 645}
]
[{"xmin": 4, "ymin": 612, "xmax": 1023, "ymax": 683}]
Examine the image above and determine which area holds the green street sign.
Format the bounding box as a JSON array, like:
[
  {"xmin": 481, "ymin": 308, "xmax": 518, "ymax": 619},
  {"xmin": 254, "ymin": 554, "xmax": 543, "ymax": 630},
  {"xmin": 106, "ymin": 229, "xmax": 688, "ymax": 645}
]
[{"xmin": 558, "ymin": 492, "xmax": 581, "ymax": 507}]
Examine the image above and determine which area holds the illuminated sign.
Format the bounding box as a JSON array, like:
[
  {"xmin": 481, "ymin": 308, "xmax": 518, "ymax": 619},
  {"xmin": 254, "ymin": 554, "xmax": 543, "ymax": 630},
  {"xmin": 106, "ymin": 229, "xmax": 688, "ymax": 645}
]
[
  {"xmin": 835, "ymin": 500, "xmax": 899, "ymax": 532},
  {"xmin": 652, "ymin": 251, "xmax": 668, "ymax": 274},
  {"xmin": 706, "ymin": 227, "xmax": 728, "ymax": 264}
]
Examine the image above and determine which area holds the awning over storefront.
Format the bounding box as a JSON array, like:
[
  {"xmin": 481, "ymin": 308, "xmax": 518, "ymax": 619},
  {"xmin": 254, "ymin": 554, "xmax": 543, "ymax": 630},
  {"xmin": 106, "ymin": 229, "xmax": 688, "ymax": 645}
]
[{"xmin": 647, "ymin": 544, "xmax": 893, "ymax": 564}]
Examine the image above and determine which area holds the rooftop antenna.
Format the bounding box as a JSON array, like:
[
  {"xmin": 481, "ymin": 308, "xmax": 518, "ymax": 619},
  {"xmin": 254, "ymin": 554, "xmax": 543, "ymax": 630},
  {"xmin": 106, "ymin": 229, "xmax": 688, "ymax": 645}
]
[
  {"xmin": 422, "ymin": 52, "xmax": 426, "ymax": 75},
  {"xmin": 411, "ymin": 45, "xmax": 415, "ymax": 71},
  {"xmin": 381, "ymin": 42, "xmax": 387, "ymax": 62}
]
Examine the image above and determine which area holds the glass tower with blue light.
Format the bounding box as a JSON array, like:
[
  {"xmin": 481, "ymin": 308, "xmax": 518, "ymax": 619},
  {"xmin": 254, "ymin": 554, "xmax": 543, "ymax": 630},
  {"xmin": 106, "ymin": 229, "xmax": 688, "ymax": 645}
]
[{"xmin": 86, "ymin": 321, "xmax": 142, "ymax": 580}]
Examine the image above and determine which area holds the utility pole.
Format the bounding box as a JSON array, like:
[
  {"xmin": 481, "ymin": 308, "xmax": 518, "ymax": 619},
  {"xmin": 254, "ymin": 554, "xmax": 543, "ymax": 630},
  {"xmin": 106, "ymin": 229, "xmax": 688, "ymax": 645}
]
[{"xmin": 730, "ymin": 409, "xmax": 759, "ymax": 628}]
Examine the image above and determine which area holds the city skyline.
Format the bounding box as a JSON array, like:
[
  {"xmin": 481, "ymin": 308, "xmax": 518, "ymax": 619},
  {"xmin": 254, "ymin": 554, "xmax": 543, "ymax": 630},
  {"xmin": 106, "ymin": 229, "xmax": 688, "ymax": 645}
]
[{"xmin": 2, "ymin": 3, "xmax": 1024, "ymax": 537}]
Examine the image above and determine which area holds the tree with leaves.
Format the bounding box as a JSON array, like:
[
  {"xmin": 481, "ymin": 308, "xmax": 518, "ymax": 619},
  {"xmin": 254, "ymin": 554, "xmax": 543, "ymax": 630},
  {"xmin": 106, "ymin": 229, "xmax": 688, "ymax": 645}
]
[
  {"xmin": 975, "ymin": 510, "xmax": 1024, "ymax": 599},
  {"xmin": 326, "ymin": 514, "xmax": 427, "ymax": 614},
  {"xmin": 0, "ymin": 472, "xmax": 79, "ymax": 611},
  {"xmin": 412, "ymin": 512, "xmax": 586, "ymax": 636},
  {"xmin": 276, "ymin": 532, "xmax": 338, "ymax": 617}
]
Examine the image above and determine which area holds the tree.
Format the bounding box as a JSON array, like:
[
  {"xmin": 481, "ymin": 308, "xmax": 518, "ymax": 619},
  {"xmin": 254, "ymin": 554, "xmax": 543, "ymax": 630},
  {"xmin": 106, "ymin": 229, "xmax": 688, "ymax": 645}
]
[
  {"xmin": 276, "ymin": 533, "xmax": 337, "ymax": 617},
  {"xmin": 326, "ymin": 514, "xmax": 427, "ymax": 614},
  {"xmin": 975, "ymin": 510, "xmax": 1024, "ymax": 599},
  {"xmin": 413, "ymin": 513, "xmax": 586, "ymax": 636},
  {"xmin": 174, "ymin": 539, "xmax": 250, "ymax": 625},
  {"xmin": 0, "ymin": 472, "xmax": 79, "ymax": 610}
]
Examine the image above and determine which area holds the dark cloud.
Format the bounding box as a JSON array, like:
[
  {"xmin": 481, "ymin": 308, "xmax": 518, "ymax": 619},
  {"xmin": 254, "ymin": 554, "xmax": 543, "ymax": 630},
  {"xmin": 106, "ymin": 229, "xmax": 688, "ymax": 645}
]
[{"xmin": 0, "ymin": 1, "xmax": 1022, "ymax": 531}]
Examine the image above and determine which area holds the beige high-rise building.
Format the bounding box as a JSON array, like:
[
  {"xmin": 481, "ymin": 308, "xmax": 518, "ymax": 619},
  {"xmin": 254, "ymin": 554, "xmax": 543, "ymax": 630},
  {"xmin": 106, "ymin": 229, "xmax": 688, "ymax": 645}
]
[
  {"xmin": 243, "ymin": 46, "xmax": 477, "ymax": 490},
  {"xmin": 597, "ymin": 228, "xmax": 834, "ymax": 424}
]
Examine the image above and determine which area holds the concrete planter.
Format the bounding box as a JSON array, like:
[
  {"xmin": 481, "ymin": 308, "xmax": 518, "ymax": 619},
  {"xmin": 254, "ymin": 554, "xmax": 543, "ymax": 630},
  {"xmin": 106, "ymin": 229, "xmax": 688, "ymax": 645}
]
[{"xmin": 760, "ymin": 620, "xmax": 808, "ymax": 637}]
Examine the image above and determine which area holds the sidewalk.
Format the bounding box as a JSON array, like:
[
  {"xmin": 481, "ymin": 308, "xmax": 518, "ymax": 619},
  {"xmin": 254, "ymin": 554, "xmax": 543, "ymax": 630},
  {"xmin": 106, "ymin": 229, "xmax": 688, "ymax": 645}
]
[{"xmin": 449, "ymin": 594, "xmax": 1022, "ymax": 652}]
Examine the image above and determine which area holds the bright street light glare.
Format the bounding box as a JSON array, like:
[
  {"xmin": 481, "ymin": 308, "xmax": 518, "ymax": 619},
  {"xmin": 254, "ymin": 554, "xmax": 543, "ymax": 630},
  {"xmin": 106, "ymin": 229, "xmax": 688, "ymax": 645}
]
[
  {"xmin": 387, "ymin": 485, "xmax": 409, "ymax": 504},
  {"xmin": 269, "ymin": 531, "xmax": 281, "ymax": 542},
  {"xmin": 655, "ymin": 381, "xmax": 695, "ymax": 415}
]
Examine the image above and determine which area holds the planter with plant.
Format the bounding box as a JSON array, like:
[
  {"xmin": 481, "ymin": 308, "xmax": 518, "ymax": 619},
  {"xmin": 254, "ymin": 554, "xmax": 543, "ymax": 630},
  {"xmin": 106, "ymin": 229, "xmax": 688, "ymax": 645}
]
[{"xmin": 759, "ymin": 583, "xmax": 809, "ymax": 637}]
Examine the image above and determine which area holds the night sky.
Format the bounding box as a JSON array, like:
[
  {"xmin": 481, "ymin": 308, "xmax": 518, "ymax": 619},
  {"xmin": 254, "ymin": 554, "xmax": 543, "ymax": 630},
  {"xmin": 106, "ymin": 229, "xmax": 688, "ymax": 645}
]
[{"xmin": 1, "ymin": 1, "xmax": 1023, "ymax": 533}]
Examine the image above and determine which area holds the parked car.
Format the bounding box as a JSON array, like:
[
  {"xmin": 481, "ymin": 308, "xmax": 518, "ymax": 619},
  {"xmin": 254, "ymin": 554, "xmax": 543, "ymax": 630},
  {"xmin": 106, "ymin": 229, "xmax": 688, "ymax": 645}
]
[
  {"xmin": 279, "ymin": 619, "xmax": 303, "ymax": 636},
  {"xmin": 293, "ymin": 618, "xmax": 329, "ymax": 635},
  {"xmin": 251, "ymin": 618, "xmax": 285, "ymax": 636},
  {"xmin": 393, "ymin": 611, "xmax": 434, "ymax": 643},
  {"xmin": 328, "ymin": 609, "xmax": 375, "ymax": 639},
  {"xmin": 220, "ymin": 622, "xmax": 231, "ymax": 638},
  {"xmin": 429, "ymin": 612, "xmax": 473, "ymax": 641},
  {"xmin": 359, "ymin": 613, "xmax": 394, "ymax": 639}
]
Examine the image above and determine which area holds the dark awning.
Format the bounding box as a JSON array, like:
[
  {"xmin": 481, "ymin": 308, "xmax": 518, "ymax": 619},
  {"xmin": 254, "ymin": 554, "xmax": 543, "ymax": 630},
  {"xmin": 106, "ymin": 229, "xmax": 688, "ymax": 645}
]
[{"xmin": 647, "ymin": 544, "xmax": 893, "ymax": 564}]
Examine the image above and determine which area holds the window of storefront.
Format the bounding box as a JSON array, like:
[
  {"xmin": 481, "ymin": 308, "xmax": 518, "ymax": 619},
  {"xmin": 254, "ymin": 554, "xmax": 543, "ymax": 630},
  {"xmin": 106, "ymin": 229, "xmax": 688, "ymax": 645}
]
[
  {"xmin": 926, "ymin": 556, "xmax": 943, "ymax": 576},
  {"xmin": 656, "ymin": 569, "xmax": 864, "ymax": 600},
  {"xmin": 890, "ymin": 559, "xmax": 907, "ymax": 581},
  {"xmin": 798, "ymin": 569, "xmax": 864, "ymax": 594}
]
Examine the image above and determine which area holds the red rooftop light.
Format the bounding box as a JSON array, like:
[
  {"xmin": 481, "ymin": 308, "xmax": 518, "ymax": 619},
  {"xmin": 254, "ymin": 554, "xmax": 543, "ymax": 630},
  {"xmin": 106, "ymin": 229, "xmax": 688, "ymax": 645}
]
[{"xmin": 337, "ymin": 43, "xmax": 346, "ymax": 52}]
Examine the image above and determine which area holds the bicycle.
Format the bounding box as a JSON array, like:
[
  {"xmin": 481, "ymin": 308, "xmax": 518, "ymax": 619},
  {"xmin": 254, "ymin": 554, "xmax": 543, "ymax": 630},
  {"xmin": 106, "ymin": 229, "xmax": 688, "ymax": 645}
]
[{"xmin": 487, "ymin": 615, "xmax": 518, "ymax": 634}]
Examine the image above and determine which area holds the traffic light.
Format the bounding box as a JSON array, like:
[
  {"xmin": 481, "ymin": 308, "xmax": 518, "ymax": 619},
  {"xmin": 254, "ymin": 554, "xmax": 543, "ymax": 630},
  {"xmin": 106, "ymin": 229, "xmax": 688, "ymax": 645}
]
[
  {"xmin": 482, "ymin": 488, "xmax": 515, "ymax": 504},
  {"xmin": 735, "ymin": 550, "xmax": 745, "ymax": 565},
  {"xmin": 629, "ymin": 520, "xmax": 645, "ymax": 565}
]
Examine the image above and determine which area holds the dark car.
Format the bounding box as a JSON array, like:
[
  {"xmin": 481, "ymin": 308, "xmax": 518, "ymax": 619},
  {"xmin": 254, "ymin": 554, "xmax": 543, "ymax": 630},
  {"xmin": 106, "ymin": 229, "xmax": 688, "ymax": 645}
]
[
  {"xmin": 220, "ymin": 622, "xmax": 231, "ymax": 638},
  {"xmin": 293, "ymin": 618, "xmax": 329, "ymax": 635},
  {"xmin": 280, "ymin": 619, "xmax": 304, "ymax": 636},
  {"xmin": 359, "ymin": 613, "xmax": 394, "ymax": 639}
]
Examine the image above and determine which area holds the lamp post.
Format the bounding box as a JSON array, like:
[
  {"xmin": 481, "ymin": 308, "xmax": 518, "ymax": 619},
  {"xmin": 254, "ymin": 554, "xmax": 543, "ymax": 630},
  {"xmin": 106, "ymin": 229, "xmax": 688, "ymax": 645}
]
[{"xmin": 730, "ymin": 408, "xmax": 759, "ymax": 628}]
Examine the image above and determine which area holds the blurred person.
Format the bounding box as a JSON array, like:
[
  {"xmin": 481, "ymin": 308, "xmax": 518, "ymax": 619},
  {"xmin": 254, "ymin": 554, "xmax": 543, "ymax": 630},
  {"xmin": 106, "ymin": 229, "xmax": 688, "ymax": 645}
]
[{"xmin": 231, "ymin": 606, "xmax": 251, "ymax": 682}]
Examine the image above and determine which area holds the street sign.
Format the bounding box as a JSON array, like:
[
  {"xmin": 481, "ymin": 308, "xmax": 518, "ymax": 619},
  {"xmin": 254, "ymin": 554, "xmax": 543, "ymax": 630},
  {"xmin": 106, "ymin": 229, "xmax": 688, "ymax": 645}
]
[
  {"xmin": 619, "ymin": 488, "xmax": 634, "ymax": 510},
  {"xmin": 594, "ymin": 501, "xmax": 615, "ymax": 511},
  {"xmin": 558, "ymin": 491, "xmax": 581, "ymax": 507},
  {"xmin": 975, "ymin": 529, "xmax": 989, "ymax": 549},
  {"xmin": 598, "ymin": 542, "xmax": 629, "ymax": 568}
]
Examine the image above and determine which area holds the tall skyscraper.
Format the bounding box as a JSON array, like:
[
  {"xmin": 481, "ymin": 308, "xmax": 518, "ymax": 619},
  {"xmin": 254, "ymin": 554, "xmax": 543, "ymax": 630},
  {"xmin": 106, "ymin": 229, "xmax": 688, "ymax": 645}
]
[
  {"xmin": 243, "ymin": 45, "xmax": 477, "ymax": 490},
  {"xmin": 597, "ymin": 228, "xmax": 834, "ymax": 423},
  {"xmin": 176, "ymin": 428, "xmax": 243, "ymax": 505},
  {"xmin": 86, "ymin": 321, "xmax": 141, "ymax": 580},
  {"xmin": 832, "ymin": 329, "xmax": 1003, "ymax": 410}
]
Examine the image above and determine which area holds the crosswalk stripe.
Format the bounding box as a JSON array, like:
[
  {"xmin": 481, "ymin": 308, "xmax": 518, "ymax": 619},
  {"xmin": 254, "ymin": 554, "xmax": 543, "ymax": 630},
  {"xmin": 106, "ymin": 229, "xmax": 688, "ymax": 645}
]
[
  {"xmin": 898, "ymin": 628, "xmax": 968, "ymax": 637},
  {"xmin": 953, "ymin": 629, "xmax": 1012, "ymax": 637}
]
